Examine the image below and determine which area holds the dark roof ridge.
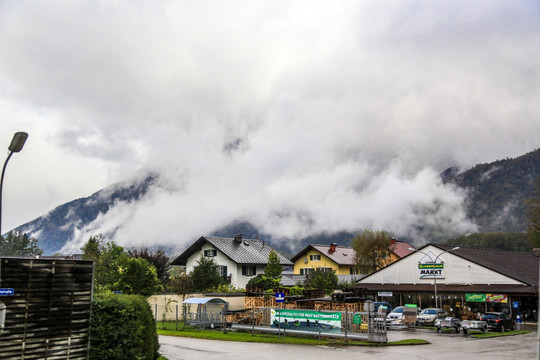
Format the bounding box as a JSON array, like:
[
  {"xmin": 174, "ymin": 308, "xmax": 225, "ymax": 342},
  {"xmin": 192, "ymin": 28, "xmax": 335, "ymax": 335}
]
[{"xmin": 436, "ymin": 243, "xmax": 533, "ymax": 255}]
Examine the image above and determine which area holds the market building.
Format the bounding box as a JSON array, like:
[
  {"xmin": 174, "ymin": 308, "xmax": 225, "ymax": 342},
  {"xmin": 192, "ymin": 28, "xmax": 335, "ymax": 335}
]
[{"xmin": 353, "ymin": 244, "xmax": 539, "ymax": 321}]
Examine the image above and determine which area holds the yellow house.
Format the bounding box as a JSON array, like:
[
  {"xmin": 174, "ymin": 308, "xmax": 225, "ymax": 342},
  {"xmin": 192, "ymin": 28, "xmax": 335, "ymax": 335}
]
[
  {"xmin": 291, "ymin": 240, "xmax": 414, "ymax": 275},
  {"xmin": 291, "ymin": 243, "xmax": 359, "ymax": 275}
]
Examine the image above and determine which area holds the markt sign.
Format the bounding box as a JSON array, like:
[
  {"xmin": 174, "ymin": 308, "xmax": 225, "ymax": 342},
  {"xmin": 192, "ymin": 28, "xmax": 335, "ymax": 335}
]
[{"xmin": 418, "ymin": 251, "xmax": 444, "ymax": 279}]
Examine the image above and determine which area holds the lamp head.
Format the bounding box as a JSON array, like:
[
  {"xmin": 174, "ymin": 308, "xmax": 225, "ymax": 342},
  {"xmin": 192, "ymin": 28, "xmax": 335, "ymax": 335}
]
[{"xmin": 8, "ymin": 132, "xmax": 28, "ymax": 153}]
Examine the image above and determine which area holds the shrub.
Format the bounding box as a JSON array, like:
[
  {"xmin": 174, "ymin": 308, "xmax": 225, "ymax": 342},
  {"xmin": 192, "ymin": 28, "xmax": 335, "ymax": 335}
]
[
  {"xmin": 90, "ymin": 292, "xmax": 159, "ymax": 360},
  {"xmin": 247, "ymin": 274, "xmax": 281, "ymax": 291},
  {"xmin": 286, "ymin": 286, "xmax": 304, "ymax": 296}
]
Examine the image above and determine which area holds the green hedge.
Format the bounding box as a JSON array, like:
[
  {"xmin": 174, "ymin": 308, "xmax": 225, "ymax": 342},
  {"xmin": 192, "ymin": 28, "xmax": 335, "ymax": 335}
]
[{"xmin": 90, "ymin": 292, "xmax": 159, "ymax": 360}]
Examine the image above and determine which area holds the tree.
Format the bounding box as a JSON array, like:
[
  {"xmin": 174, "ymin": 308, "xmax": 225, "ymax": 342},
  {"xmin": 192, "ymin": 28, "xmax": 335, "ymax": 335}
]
[
  {"xmin": 0, "ymin": 231, "xmax": 43, "ymax": 256},
  {"xmin": 304, "ymin": 268, "xmax": 338, "ymax": 295},
  {"xmin": 189, "ymin": 255, "xmax": 223, "ymax": 292},
  {"xmin": 351, "ymin": 229, "xmax": 393, "ymax": 274},
  {"xmin": 128, "ymin": 247, "xmax": 171, "ymax": 285},
  {"xmin": 166, "ymin": 273, "xmax": 194, "ymax": 296},
  {"xmin": 264, "ymin": 250, "xmax": 283, "ymax": 278},
  {"xmin": 81, "ymin": 235, "xmax": 162, "ymax": 296},
  {"xmin": 114, "ymin": 256, "xmax": 163, "ymax": 297},
  {"xmin": 527, "ymin": 176, "xmax": 540, "ymax": 247}
]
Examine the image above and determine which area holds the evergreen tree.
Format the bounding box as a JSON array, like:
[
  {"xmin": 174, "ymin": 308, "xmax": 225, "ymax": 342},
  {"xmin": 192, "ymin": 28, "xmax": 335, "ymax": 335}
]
[
  {"xmin": 190, "ymin": 255, "xmax": 223, "ymax": 292},
  {"xmin": 304, "ymin": 268, "xmax": 338, "ymax": 295},
  {"xmin": 0, "ymin": 231, "xmax": 43, "ymax": 256},
  {"xmin": 527, "ymin": 177, "xmax": 540, "ymax": 247},
  {"xmin": 264, "ymin": 250, "xmax": 283, "ymax": 278}
]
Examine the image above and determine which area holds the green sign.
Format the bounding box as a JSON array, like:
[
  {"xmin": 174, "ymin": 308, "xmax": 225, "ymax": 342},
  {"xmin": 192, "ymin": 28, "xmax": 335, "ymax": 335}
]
[
  {"xmin": 405, "ymin": 304, "xmax": 417, "ymax": 308},
  {"xmin": 271, "ymin": 309, "xmax": 342, "ymax": 333},
  {"xmin": 353, "ymin": 314, "xmax": 362, "ymax": 325},
  {"xmin": 465, "ymin": 293, "xmax": 486, "ymax": 302}
]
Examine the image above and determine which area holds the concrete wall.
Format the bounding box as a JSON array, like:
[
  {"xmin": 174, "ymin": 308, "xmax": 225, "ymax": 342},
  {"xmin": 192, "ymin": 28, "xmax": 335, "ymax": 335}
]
[{"xmin": 148, "ymin": 293, "xmax": 247, "ymax": 321}]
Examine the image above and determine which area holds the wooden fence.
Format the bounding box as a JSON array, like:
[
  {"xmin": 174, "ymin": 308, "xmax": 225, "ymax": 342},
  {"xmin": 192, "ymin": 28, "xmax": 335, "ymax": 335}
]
[{"xmin": 0, "ymin": 257, "xmax": 94, "ymax": 360}]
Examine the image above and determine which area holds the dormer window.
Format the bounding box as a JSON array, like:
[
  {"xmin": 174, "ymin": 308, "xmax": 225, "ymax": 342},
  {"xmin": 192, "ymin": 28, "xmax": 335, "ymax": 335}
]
[{"xmin": 204, "ymin": 249, "xmax": 217, "ymax": 257}]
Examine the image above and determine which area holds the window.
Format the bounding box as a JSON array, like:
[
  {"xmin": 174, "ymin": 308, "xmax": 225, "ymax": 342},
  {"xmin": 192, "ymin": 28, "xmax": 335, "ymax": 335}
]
[
  {"xmin": 204, "ymin": 249, "xmax": 217, "ymax": 257},
  {"xmin": 310, "ymin": 255, "xmax": 321, "ymax": 261},
  {"xmin": 320, "ymin": 267, "xmax": 332, "ymax": 272},
  {"xmin": 300, "ymin": 268, "xmax": 315, "ymax": 275},
  {"xmin": 218, "ymin": 265, "xmax": 228, "ymax": 277},
  {"xmin": 242, "ymin": 265, "xmax": 257, "ymax": 276},
  {"xmin": 350, "ymin": 268, "xmax": 359, "ymax": 275}
]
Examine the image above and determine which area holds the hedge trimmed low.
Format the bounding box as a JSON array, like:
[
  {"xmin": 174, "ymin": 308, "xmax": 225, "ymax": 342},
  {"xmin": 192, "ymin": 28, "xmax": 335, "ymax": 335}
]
[{"xmin": 90, "ymin": 292, "xmax": 159, "ymax": 360}]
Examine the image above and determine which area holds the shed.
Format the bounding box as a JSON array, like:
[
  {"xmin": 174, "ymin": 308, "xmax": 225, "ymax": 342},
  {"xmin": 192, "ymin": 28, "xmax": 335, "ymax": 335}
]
[{"xmin": 183, "ymin": 298, "xmax": 229, "ymax": 329}]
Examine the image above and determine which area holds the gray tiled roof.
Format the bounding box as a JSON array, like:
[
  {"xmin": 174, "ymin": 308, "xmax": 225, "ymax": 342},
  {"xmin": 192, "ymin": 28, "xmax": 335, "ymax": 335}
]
[{"xmin": 171, "ymin": 236, "xmax": 293, "ymax": 266}]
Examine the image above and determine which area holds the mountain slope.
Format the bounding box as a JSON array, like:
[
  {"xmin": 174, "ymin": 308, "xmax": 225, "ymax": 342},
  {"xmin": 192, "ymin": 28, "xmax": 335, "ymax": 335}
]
[
  {"xmin": 443, "ymin": 148, "xmax": 540, "ymax": 233},
  {"xmin": 13, "ymin": 175, "xmax": 156, "ymax": 255},
  {"xmin": 10, "ymin": 148, "xmax": 540, "ymax": 256}
]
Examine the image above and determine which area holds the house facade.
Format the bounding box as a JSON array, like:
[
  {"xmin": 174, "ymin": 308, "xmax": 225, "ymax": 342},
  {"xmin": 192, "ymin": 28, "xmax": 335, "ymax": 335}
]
[
  {"xmin": 291, "ymin": 243, "xmax": 358, "ymax": 275},
  {"xmin": 291, "ymin": 240, "xmax": 414, "ymax": 276},
  {"xmin": 171, "ymin": 235, "xmax": 293, "ymax": 289}
]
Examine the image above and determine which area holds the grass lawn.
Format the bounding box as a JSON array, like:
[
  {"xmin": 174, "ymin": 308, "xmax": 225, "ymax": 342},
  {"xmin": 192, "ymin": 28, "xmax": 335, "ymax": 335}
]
[
  {"xmin": 156, "ymin": 321, "xmax": 428, "ymax": 346},
  {"xmin": 468, "ymin": 330, "xmax": 531, "ymax": 338}
]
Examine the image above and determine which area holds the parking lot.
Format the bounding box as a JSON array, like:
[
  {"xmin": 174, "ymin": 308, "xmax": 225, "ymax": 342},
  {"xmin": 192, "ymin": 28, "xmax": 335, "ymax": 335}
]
[{"xmin": 159, "ymin": 327, "xmax": 537, "ymax": 360}]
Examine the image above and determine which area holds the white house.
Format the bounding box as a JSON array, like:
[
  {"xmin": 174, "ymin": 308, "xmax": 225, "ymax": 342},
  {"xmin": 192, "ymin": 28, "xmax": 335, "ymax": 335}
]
[{"xmin": 171, "ymin": 235, "xmax": 293, "ymax": 289}]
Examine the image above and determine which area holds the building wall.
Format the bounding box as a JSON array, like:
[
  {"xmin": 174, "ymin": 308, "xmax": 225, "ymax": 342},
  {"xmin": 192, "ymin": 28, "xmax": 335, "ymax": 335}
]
[{"xmin": 359, "ymin": 245, "xmax": 524, "ymax": 285}]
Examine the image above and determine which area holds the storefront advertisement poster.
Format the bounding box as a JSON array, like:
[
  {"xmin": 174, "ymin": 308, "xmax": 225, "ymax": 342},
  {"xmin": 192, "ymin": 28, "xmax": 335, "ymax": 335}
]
[
  {"xmin": 465, "ymin": 293, "xmax": 486, "ymax": 302},
  {"xmin": 270, "ymin": 309, "xmax": 342, "ymax": 333},
  {"xmin": 486, "ymin": 294, "xmax": 508, "ymax": 303}
]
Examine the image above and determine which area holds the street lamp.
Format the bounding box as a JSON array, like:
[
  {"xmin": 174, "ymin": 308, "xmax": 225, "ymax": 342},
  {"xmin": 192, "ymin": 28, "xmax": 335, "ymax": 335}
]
[
  {"xmin": 409, "ymin": 246, "xmax": 460, "ymax": 309},
  {"xmin": 0, "ymin": 132, "xmax": 28, "ymax": 237}
]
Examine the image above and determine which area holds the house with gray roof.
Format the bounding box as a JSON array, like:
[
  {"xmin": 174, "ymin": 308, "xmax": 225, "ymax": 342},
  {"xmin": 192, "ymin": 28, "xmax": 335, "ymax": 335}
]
[{"xmin": 171, "ymin": 235, "xmax": 293, "ymax": 289}]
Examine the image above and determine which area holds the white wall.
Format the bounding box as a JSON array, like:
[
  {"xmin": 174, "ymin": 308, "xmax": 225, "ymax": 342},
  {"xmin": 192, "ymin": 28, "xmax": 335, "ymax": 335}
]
[{"xmin": 359, "ymin": 245, "xmax": 524, "ymax": 285}]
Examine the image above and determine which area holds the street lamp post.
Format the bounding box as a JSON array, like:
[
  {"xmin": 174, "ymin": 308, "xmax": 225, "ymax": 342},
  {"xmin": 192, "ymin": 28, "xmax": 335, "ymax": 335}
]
[
  {"xmin": 409, "ymin": 246, "xmax": 459, "ymax": 309},
  {"xmin": 0, "ymin": 132, "xmax": 28, "ymax": 237}
]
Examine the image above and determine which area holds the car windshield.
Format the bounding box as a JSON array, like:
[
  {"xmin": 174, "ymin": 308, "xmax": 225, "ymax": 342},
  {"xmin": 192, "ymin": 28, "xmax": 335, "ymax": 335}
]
[
  {"xmin": 392, "ymin": 307, "xmax": 404, "ymax": 313},
  {"xmin": 422, "ymin": 309, "xmax": 437, "ymax": 315}
]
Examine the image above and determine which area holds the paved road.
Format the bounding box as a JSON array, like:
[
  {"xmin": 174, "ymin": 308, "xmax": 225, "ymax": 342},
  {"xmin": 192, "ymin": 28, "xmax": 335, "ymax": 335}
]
[{"xmin": 159, "ymin": 329, "xmax": 537, "ymax": 360}]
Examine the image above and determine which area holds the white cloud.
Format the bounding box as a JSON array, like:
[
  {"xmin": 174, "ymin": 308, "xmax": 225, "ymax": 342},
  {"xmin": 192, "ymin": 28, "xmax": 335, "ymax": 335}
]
[{"xmin": 0, "ymin": 1, "xmax": 538, "ymax": 252}]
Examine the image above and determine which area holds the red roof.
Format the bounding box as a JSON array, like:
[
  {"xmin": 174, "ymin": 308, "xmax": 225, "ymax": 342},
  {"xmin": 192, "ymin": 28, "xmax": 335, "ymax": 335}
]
[{"xmin": 390, "ymin": 240, "xmax": 415, "ymax": 258}]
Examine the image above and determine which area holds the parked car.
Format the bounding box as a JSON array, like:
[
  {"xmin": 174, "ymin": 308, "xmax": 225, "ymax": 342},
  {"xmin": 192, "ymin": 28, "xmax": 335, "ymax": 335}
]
[
  {"xmin": 436, "ymin": 317, "xmax": 461, "ymax": 333},
  {"xmin": 417, "ymin": 308, "xmax": 448, "ymax": 326},
  {"xmin": 386, "ymin": 306, "xmax": 405, "ymax": 325},
  {"xmin": 479, "ymin": 312, "xmax": 515, "ymax": 332},
  {"xmin": 461, "ymin": 319, "xmax": 488, "ymax": 334}
]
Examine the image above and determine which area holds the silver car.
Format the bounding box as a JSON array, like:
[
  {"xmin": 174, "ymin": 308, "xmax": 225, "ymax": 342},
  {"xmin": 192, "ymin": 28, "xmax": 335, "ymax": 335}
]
[{"xmin": 417, "ymin": 308, "xmax": 447, "ymax": 326}]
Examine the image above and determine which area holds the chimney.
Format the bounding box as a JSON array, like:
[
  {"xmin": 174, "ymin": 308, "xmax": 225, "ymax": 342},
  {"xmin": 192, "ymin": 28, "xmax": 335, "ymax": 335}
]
[
  {"xmin": 234, "ymin": 234, "xmax": 243, "ymax": 243},
  {"xmin": 329, "ymin": 243, "xmax": 337, "ymax": 252}
]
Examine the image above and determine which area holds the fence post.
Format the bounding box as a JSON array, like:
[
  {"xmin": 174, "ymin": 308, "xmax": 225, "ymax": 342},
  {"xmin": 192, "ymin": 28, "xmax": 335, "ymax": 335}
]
[
  {"xmin": 155, "ymin": 304, "xmax": 158, "ymax": 322},
  {"xmin": 345, "ymin": 308, "xmax": 348, "ymax": 342},
  {"xmin": 176, "ymin": 304, "xmax": 178, "ymax": 331},
  {"xmin": 251, "ymin": 305, "xmax": 255, "ymax": 335}
]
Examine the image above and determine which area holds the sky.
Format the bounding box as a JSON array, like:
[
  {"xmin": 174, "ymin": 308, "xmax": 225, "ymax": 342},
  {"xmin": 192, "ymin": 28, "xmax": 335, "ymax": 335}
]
[{"xmin": 0, "ymin": 1, "xmax": 539, "ymax": 254}]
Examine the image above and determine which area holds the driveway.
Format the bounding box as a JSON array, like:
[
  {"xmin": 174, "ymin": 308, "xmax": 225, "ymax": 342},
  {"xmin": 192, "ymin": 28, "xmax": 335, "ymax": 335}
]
[{"xmin": 159, "ymin": 329, "xmax": 537, "ymax": 360}]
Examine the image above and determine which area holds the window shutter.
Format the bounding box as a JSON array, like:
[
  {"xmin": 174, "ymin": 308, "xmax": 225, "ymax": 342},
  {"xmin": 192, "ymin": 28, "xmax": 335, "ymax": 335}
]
[
  {"xmin": 252, "ymin": 266, "xmax": 256, "ymax": 275},
  {"xmin": 223, "ymin": 266, "xmax": 227, "ymax": 276},
  {"xmin": 242, "ymin": 266, "xmax": 246, "ymax": 275}
]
